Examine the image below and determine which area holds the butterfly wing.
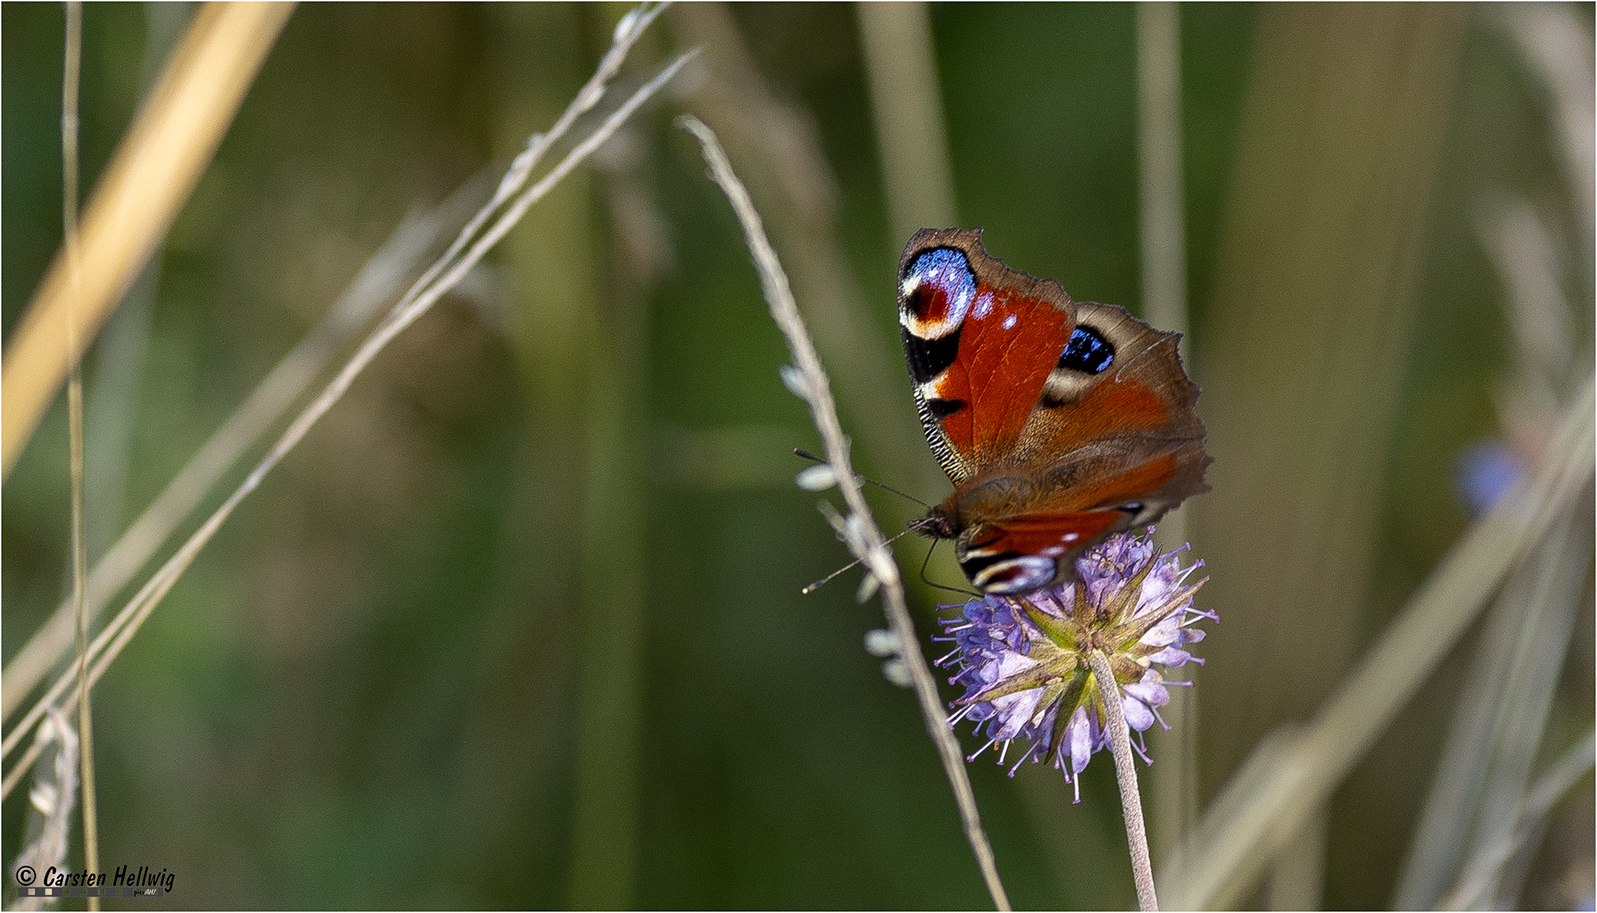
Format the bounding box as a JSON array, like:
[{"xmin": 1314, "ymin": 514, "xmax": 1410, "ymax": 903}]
[
  {"xmin": 899, "ymin": 227, "xmax": 1078, "ymax": 481},
  {"xmin": 953, "ymin": 442, "xmax": 1208, "ymax": 592},
  {"xmin": 899, "ymin": 228, "xmax": 1208, "ymax": 593}
]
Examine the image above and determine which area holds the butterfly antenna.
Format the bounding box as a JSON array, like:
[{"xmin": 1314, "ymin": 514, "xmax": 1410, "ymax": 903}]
[
  {"xmin": 801, "ymin": 558, "xmax": 862, "ymax": 595},
  {"xmin": 917, "ymin": 537, "xmax": 980, "ymax": 599},
  {"xmin": 801, "ymin": 525, "xmax": 919, "ymax": 595},
  {"xmin": 793, "ymin": 448, "xmax": 932, "ymax": 509}
]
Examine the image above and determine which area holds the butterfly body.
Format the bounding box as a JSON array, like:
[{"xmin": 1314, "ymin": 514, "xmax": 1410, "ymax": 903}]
[{"xmin": 899, "ymin": 228, "xmax": 1208, "ymax": 594}]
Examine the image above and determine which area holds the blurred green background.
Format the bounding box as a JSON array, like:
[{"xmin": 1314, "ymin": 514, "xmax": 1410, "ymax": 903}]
[{"xmin": 4, "ymin": 3, "xmax": 1592, "ymax": 909}]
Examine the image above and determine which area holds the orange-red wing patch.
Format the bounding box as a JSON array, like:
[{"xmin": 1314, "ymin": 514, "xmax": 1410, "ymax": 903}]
[
  {"xmin": 969, "ymin": 509, "xmax": 1122, "ymax": 559},
  {"xmin": 935, "ymin": 285, "xmax": 1073, "ymax": 460}
]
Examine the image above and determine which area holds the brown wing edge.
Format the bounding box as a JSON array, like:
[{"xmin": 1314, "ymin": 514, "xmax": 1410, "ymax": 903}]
[{"xmin": 1052, "ymin": 299, "xmax": 1211, "ymax": 518}]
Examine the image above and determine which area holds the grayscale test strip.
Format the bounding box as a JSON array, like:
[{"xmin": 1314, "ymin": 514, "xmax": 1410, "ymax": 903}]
[{"xmin": 16, "ymin": 886, "xmax": 166, "ymax": 898}]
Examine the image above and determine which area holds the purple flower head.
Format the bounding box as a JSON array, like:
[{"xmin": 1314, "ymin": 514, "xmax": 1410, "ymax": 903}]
[{"xmin": 937, "ymin": 529, "xmax": 1213, "ymax": 800}]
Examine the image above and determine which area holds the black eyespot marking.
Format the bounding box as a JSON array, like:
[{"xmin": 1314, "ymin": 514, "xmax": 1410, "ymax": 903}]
[
  {"xmin": 902, "ymin": 325, "xmax": 962, "ymax": 384},
  {"xmin": 1120, "ymin": 502, "xmax": 1143, "ymax": 514},
  {"xmin": 927, "ymin": 398, "xmax": 966, "ymax": 418},
  {"xmin": 1058, "ymin": 325, "xmax": 1115, "ymax": 374}
]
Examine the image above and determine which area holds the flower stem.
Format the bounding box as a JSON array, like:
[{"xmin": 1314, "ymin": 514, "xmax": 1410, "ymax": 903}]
[{"xmin": 1089, "ymin": 649, "xmax": 1159, "ymax": 911}]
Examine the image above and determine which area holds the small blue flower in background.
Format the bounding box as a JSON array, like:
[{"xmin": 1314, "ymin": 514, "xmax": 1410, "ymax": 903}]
[
  {"xmin": 1456, "ymin": 440, "xmax": 1525, "ymax": 515},
  {"xmin": 938, "ymin": 529, "xmax": 1212, "ymax": 800}
]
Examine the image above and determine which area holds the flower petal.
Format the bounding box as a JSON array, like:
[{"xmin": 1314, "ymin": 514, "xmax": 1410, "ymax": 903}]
[
  {"xmin": 1122, "ymin": 696, "xmax": 1155, "ymax": 732},
  {"xmin": 1067, "ymin": 706, "xmax": 1094, "ymax": 774},
  {"xmin": 1123, "ymin": 678, "xmax": 1169, "ymax": 709}
]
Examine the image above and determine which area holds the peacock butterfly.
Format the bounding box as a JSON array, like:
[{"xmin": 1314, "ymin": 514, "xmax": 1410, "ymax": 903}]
[{"xmin": 899, "ymin": 228, "xmax": 1209, "ymax": 594}]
